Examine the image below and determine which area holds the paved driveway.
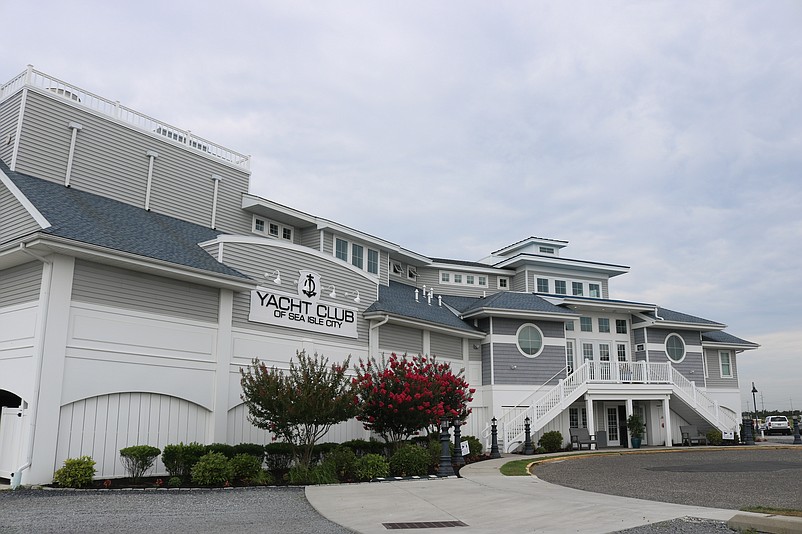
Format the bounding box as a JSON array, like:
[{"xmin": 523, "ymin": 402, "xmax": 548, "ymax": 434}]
[{"xmin": 532, "ymin": 447, "xmax": 802, "ymax": 510}]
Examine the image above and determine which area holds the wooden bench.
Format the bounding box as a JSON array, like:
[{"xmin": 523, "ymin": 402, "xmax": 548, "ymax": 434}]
[
  {"xmin": 569, "ymin": 427, "xmax": 596, "ymax": 450},
  {"xmin": 680, "ymin": 425, "xmax": 708, "ymax": 446}
]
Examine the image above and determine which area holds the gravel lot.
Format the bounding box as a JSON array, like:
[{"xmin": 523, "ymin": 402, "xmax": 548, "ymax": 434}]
[
  {"xmin": 0, "ymin": 487, "xmax": 353, "ymax": 534},
  {"xmin": 532, "ymin": 447, "xmax": 802, "ymax": 511}
]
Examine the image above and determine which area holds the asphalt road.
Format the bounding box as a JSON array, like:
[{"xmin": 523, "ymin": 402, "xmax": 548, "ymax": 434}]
[{"xmin": 532, "ymin": 447, "xmax": 802, "ymax": 511}]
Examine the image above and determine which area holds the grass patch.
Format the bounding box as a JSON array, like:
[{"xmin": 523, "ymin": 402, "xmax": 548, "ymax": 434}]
[
  {"xmin": 741, "ymin": 506, "xmax": 802, "ymax": 518},
  {"xmin": 499, "ymin": 459, "xmax": 532, "ymax": 476}
]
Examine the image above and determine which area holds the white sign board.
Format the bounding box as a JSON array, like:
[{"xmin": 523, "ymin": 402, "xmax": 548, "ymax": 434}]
[
  {"xmin": 460, "ymin": 440, "xmax": 470, "ymax": 457},
  {"xmin": 249, "ymin": 271, "xmax": 358, "ymax": 339},
  {"xmin": 722, "ymin": 431, "xmax": 734, "ymax": 440}
]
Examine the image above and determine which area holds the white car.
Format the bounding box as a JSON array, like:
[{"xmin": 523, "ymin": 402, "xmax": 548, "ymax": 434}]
[{"xmin": 764, "ymin": 415, "xmax": 791, "ymax": 435}]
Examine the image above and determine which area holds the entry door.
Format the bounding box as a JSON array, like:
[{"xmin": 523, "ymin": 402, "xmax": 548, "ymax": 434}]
[{"xmin": 606, "ymin": 407, "xmax": 620, "ymax": 446}]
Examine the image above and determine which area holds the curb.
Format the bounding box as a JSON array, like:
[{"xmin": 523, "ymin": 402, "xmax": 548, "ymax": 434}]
[{"xmin": 728, "ymin": 513, "xmax": 802, "ymax": 534}]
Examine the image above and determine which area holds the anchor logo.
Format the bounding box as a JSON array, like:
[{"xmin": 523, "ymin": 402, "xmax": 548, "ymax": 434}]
[{"xmin": 302, "ymin": 273, "xmax": 317, "ymax": 298}]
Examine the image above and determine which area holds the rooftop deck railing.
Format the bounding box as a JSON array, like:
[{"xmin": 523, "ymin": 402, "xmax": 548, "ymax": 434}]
[{"xmin": 1, "ymin": 65, "xmax": 250, "ymax": 171}]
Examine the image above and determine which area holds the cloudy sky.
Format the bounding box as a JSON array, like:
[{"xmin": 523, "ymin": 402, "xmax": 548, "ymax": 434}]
[{"xmin": 2, "ymin": 1, "xmax": 800, "ymax": 412}]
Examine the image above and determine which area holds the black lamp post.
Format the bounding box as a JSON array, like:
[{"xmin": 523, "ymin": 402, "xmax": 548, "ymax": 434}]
[
  {"xmin": 451, "ymin": 420, "xmax": 465, "ymax": 467},
  {"xmin": 490, "ymin": 417, "xmax": 501, "ymax": 459},
  {"xmin": 438, "ymin": 418, "xmax": 455, "ymax": 477},
  {"xmin": 523, "ymin": 416, "xmax": 535, "ymax": 455},
  {"xmin": 751, "ymin": 382, "xmax": 758, "ymax": 420}
]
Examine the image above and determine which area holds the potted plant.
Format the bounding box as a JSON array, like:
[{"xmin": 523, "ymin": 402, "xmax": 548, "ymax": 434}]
[{"xmin": 626, "ymin": 413, "xmax": 645, "ymax": 449}]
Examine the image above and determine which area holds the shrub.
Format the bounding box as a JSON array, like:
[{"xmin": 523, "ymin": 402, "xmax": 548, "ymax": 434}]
[
  {"xmin": 287, "ymin": 462, "xmax": 338, "ymax": 485},
  {"xmin": 264, "ymin": 442, "xmax": 294, "ymax": 471},
  {"xmin": 206, "ymin": 443, "xmax": 236, "ymax": 459},
  {"xmin": 427, "ymin": 439, "xmax": 454, "ymax": 471},
  {"xmin": 322, "ymin": 446, "xmax": 357, "ymax": 482},
  {"xmin": 230, "ymin": 453, "xmax": 264, "ymax": 484},
  {"xmin": 706, "ymin": 429, "xmax": 723, "ymax": 446},
  {"xmin": 233, "ymin": 443, "xmax": 265, "ymax": 460},
  {"xmin": 354, "ymin": 453, "xmax": 390, "ymax": 481},
  {"xmin": 340, "ymin": 439, "xmax": 387, "ymax": 457},
  {"xmin": 168, "ymin": 476, "xmax": 182, "ymax": 488},
  {"xmin": 162, "ymin": 442, "xmax": 207, "ymax": 479},
  {"xmin": 191, "ymin": 452, "xmax": 232, "ymax": 486},
  {"xmin": 389, "ymin": 444, "xmax": 430, "ymax": 477},
  {"xmin": 119, "ymin": 445, "xmax": 161, "ymax": 482},
  {"xmin": 538, "ymin": 431, "xmax": 563, "ymax": 453},
  {"xmin": 312, "ymin": 442, "xmax": 339, "ymax": 464},
  {"xmin": 461, "ymin": 435, "xmax": 483, "ymax": 461},
  {"xmin": 534, "ymin": 447, "xmax": 546, "ymax": 454},
  {"xmin": 53, "ymin": 456, "xmax": 96, "ymax": 488}
]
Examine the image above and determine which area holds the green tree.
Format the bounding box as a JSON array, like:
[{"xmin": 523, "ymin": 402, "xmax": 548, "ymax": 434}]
[{"xmin": 240, "ymin": 350, "xmax": 356, "ymax": 470}]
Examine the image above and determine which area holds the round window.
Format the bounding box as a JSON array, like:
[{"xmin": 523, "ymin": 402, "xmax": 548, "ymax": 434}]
[
  {"xmin": 665, "ymin": 333, "xmax": 685, "ymax": 362},
  {"xmin": 517, "ymin": 324, "xmax": 544, "ymax": 358}
]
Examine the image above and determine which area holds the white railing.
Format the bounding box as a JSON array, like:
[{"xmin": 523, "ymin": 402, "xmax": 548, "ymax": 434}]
[
  {"xmin": 483, "ymin": 360, "xmax": 735, "ymax": 452},
  {"xmin": 1, "ymin": 65, "xmax": 250, "ymax": 171}
]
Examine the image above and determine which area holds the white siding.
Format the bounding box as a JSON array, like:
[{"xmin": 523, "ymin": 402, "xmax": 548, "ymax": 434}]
[{"xmin": 56, "ymin": 392, "xmax": 209, "ymax": 478}]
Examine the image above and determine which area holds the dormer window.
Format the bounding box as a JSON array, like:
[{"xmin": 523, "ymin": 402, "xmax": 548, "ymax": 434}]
[
  {"xmin": 391, "ymin": 260, "xmax": 403, "ymax": 276},
  {"xmin": 407, "ymin": 266, "xmax": 417, "ymax": 280},
  {"xmin": 253, "ymin": 215, "xmax": 293, "ymax": 242},
  {"xmin": 498, "ymin": 277, "xmax": 509, "ymax": 289},
  {"xmin": 334, "ymin": 236, "xmax": 379, "ymax": 275},
  {"xmin": 539, "ymin": 246, "xmax": 555, "ymax": 254},
  {"xmin": 589, "ymin": 283, "xmax": 601, "ymax": 298}
]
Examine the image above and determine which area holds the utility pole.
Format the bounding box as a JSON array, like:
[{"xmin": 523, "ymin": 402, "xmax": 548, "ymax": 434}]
[{"xmin": 760, "ymin": 393, "xmax": 765, "ymax": 419}]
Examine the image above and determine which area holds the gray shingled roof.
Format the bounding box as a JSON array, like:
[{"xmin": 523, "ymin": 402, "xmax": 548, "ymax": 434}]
[
  {"xmin": 430, "ymin": 257, "xmax": 498, "ymax": 269},
  {"xmin": 459, "ymin": 291, "xmax": 576, "ymax": 316},
  {"xmin": 702, "ymin": 331, "xmax": 758, "ymax": 347},
  {"xmin": 647, "ymin": 307, "xmax": 725, "ymax": 328},
  {"xmin": 5, "ymin": 164, "xmax": 249, "ymax": 280},
  {"xmin": 364, "ymin": 281, "xmax": 483, "ymax": 334}
]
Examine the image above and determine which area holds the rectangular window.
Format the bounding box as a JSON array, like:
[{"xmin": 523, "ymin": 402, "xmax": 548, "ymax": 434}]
[
  {"xmin": 537, "ymin": 278, "xmax": 549, "ymax": 293},
  {"xmin": 582, "ymin": 343, "xmax": 594, "ymax": 360},
  {"xmin": 367, "ymin": 249, "xmax": 379, "ymax": 275},
  {"xmin": 617, "ymin": 344, "xmax": 627, "ymax": 361},
  {"xmin": 555, "ymin": 280, "xmax": 566, "ymax": 295},
  {"xmin": 589, "ymin": 284, "xmax": 600, "ymax": 298},
  {"xmin": 391, "ymin": 261, "xmax": 403, "ymax": 275},
  {"xmin": 569, "ymin": 407, "xmax": 579, "ymax": 428},
  {"xmin": 566, "ymin": 340, "xmax": 575, "ymax": 374},
  {"xmin": 580, "ymin": 317, "xmax": 592, "ymax": 332},
  {"xmin": 598, "ymin": 318, "xmax": 610, "ymax": 333},
  {"xmin": 478, "ymin": 276, "xmax": 487, "ymax": 286},
  {"xmin": 269, "ymin": 223, "xmax": 279, "ymax": 237},
  {"xmin": 616, "ymin": 320, "xmax": 627, "ymax": 334},
  {"xmin": 719, "ymin": 351, "xmax": 732, "ymax": 378},
  {"xmin": 498, "ymin": 277, "xmax": 508, "ymax": 289},
  {"xmin": 407, "ymin": 266, "xmax": 417, "ymax": 280},
  {"xmin": 539, "ymin": 246, "xmax": 555, "ymax": 254},
  {"xmin": 335, "ymin": 238, "xmax": 348, "ymax": 261},
  {"xmin": 466, "ymin": 275, "xmax": 475, "ymax": 285},
  {"xmin": 441, "ymin": 272, "xmax": 450, "ymax": 282},
  {"xmin": 254, "ymin": 218, "xmax": 265, "ymax": 232},
  {"xmin": 572, "ymin": 282, "xmax": 583, "ymax": 296},
  {"xmin": 565, "ymin": 321, "xmax": 574, "ymax": 332},
  {"xmin": 599, "ymin": 344, "xmax": 610, "ymax": 361},
  {"xmin": 282, "ymin": 227, "xmax": 292, "ymax": 241},
  {"xmin": 454, "ymin": 274, "xmax": 462, "ymax": 283},
  {"xmin": 351, "ymin": 243, "xmax": 364, "ymax": 269}
]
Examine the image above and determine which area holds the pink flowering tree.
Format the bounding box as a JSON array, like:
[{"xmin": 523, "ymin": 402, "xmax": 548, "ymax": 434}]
[
  {"xmin": 353, "ymin": 353, "xmax": 474, "ymax": 446},
  {"xmin": 240, "ymin": 350, "xmax": 356, "ymax": 469}
]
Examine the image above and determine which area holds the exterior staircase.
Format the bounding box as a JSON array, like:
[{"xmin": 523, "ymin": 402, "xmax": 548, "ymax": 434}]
[{"xmin": 482, "ymin": 361, "xmax": 738, "ymax": 452}]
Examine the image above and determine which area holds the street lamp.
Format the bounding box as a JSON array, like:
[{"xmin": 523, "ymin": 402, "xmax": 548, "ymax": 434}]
[{"xmin": 751, "ymin": 382, "xmax": 758, "ymax": 421}]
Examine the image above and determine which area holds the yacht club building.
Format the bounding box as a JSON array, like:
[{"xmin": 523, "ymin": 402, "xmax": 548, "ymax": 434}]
[{"xmin": 0, "ymin": 66, "xmax": 758, "ymax": 485}]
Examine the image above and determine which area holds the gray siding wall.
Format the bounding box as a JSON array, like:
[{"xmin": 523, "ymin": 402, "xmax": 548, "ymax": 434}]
[
  {"xmin": 430, "ymin": 332, "xmax": 462, "ymax": 360},
  {"xmin": 493, "ymin": 344, "xmax": 566, "ymax": 385},
  {"xmin": 633, "ymin": 329, "xmax": 646, "ymax": 344},
  {"xmin": 378, "ymin": 323, "xmax": 423, "ymax": 355},
  {"xmin": 645, "ymin": 329, "xmax": 704, "ymax": 381},
  {"xmin": 481, "ymin": 344, "xmax": 491, "ymax": 385},
  {"xmin": 704, "ymin": 348, "xmax": 739, "ymax": 388},
  {"xmin": 511, "ymin": 271, "xmax": 527, "ymax": 292},
  {"xmin": 493, "ymin": 317, "xmax": 564, "ymax": 339},
  {"xmin": 13, "ymin": 91, "xmax": 252, "ymax": 234},
  {"xmin": 0, "ymin": 91, "xmax": 22, "ymax": 165},
  {"xmin": 225, "ymin": 242, "xmax": 376, "ymax": 342},
  {"xmin": 71, "ymin": 260, "xmax": 219, "ymax": 323},
  {"xmin": 298, "ymin": 227, "xmax": 320, "ymax": 250},
  {"xmin": 0, "ymin": 261, "xmax": 42, "ymax": 307},
  {"xmin": 0, "ymin": 182, "xmax": 40, "ymax": 244}
]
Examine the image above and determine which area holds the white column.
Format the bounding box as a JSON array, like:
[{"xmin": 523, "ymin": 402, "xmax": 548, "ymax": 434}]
[
  {"xmin": 27, "ymin": 254, "xmax": 75, "ymax": 484},
  {"xmin": 663, "ymin": 396, "xmax": 673, "ymax": 447},
  {"xmin": 585, "ymin": 396, "xmax": 594, "ymax": 436},
  {"xmin": 64, "ymin": 122, "xmax": 82, "ymax": 187},
  {"xmin": 625, "ymin": 398, "xmax": 634, "ymax": 445},
  {"xmin": 211, "ymin": 289, "xmax": 234, "ymax": 443}
]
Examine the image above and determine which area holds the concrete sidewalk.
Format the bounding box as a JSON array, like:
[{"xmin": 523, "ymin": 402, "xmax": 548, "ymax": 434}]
[{"xmin": 305, "ymin": 455, "xmax": 739, "ymax": 533}]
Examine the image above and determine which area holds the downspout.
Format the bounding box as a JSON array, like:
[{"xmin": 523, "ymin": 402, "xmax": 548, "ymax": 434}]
[
  {"xmin": 369, "ymin": 315, "xmax": 390, "ymax": 357},
  {"xmin": 11, "ymin": 243, "xmax": 52, "ymax": 489}
]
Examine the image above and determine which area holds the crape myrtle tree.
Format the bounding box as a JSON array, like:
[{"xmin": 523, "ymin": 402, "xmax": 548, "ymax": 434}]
[
  {"xmin": 240, "ymin": 350, "xmax": 356, "ymax": 470},
  {"xmin": 352, "ymin": 353, "xmax": 475, "ymax": 446}
]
